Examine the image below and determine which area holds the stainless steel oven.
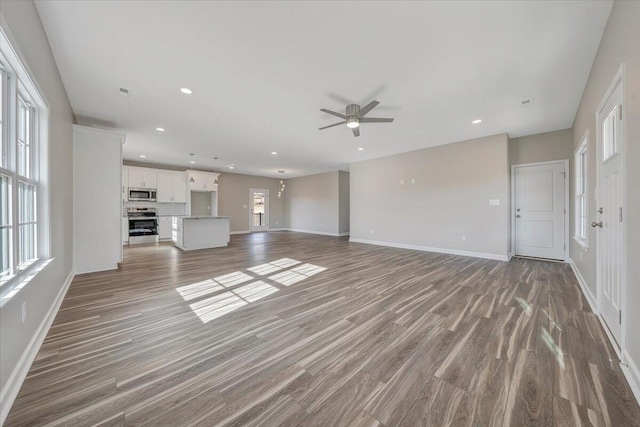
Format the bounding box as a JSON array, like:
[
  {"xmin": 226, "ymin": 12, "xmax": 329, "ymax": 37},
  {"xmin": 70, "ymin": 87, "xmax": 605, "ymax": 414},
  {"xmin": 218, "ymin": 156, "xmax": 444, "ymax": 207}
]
[{"xmin": 128, "ymin": 208, "xmax": 159, "ymax": 244}]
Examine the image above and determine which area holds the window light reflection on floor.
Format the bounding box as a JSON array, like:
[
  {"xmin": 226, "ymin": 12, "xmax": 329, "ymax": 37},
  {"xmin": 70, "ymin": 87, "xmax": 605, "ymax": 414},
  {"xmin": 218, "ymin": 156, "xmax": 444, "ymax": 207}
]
[{"xmin": 176, "ymin": 258, "xmax": 325, "ymax": 324}]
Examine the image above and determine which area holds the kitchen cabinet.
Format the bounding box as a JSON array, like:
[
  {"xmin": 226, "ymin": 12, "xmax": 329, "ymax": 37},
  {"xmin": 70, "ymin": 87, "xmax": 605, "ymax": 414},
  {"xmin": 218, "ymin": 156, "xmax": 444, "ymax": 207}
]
[
  {"xmin": 128, "ymin": 169, "xmax": 157, "ymax": 188},
  {"xmin": 158, "ymin": 217, "xmax": 172, "ymax": 240},
  {"xmin": 157, "ymin": 172, "xmax": 187, "ymax": 203},
  {"xmin": 188, "ymin": 171, "xmax": 219, "ymax": 192}
]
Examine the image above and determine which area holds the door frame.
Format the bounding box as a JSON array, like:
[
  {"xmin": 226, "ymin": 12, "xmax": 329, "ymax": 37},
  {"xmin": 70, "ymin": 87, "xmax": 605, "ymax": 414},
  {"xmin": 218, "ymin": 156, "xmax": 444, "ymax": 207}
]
[
  {"xmin": 510, "ymin": 159, "xmax": 570, "ymax": 262},
  {"xmin": 594, "ymin": 63, "xmax": 627, "ymax": 356},
  {"xmin": 248, "ymin": 188, "xmax": 269, "ymax": 232}
]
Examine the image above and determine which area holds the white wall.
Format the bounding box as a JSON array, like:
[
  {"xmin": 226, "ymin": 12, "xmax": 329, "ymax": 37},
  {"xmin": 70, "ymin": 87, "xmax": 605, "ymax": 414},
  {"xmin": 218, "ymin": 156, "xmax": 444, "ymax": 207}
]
[
  {"xmin": 570, "ymin": 0, "xmax": 640, "ymax": 395},
  {"xmin": 338, "ymin": 171, "xmax": 350, "ymax": 235},
  {"xmin": 73, "ymin": 126, "xmax": 123, "ymax": 274},
  {"xmin": 0, "ymin": 0, "xmax": 75, "ymax": 421},
  {"xmin": 350, "ymin": 133, "xmax": 510, "ymax": 260},
  {"xmin": 285, "ymin": 171, "xmax": 341, "ymax": 235}
]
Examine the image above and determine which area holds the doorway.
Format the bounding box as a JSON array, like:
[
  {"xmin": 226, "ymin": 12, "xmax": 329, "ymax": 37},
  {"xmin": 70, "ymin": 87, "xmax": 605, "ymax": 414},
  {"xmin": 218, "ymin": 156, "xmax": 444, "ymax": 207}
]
[
  {"xmin": 249, "ymin": 188, "xmax": 269, "ymax": 232},
  {"xmin": 512, "ymin": 160, "xmax": 568, "ymax": 261},
  {"xmin": 595, "ymin": 65, "xmax": 626, "ymax": 349}
]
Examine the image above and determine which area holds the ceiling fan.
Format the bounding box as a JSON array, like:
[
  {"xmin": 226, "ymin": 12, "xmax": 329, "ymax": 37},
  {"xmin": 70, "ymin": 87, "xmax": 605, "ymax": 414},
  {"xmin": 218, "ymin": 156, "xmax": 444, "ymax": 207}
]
[{"xmin": 318, "ymin": 100, "xmax": 394, "ymax": 137}]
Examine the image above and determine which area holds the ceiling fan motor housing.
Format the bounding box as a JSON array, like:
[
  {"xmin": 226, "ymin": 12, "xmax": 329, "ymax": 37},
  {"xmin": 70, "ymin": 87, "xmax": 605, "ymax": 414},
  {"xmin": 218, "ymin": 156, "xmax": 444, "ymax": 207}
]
[{"xmin": 346, "ymin": 104, "xmax": 360, "ymax": 116}]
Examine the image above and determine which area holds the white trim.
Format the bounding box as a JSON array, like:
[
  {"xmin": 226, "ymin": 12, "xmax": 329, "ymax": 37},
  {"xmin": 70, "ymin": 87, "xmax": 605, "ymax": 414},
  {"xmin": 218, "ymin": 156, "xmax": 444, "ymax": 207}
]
[
  {"xmin": 71, "ymin": 124, "xmax": 126, "ymax": 144},
  {"xmin": 595, "ymin": 63, "xmax": 627, "ymax": 356},
  {"xmin": 510, "ymin": 159, "xmax": 570, "ymax": 262},
  {"xmin": 268, "ymin": 228, "xmax": 287, "ymax": 232},
  {"xmin": 574, "ymin": 130, "xmax": 590, "ymax": 249},
  {"xmin": 621, "ymin": 349, "xmax": 640, "ymax": 407},
  {"xmin": 507, "ymin": 251, "xmax": 514, "ymax": 261},
  {"xmin": 338, "ymin": 232, "xmax": 350, "ymax": 237},
  {"xmin": 230, "ymin": 230, "xmax": 250, "ymax": 235},
  {"xmin": 0, "ymin": 270, "xmax": 74, "ymax": 425},
  {"xmin": 349, "ymin": 238, "xmax": 509, "ymax": 261},
  {"xmin": 569, "ymin": 258, "xmax": 597, "ymax": 313},
  {"xmin": 288, "ymin": 228, "xmax": 343, "ymax": 237}
]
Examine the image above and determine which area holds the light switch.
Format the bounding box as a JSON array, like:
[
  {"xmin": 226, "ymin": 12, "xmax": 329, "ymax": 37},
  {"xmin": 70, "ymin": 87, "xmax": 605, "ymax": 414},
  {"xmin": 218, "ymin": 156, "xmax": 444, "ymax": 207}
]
[
  {"xmin": 242, "ymin": 204, "xmax": 247, "ymax": 208},
  {"xmin": 489, "ymin": 199, "xmax": 500, "ymax": 206},
  {"xmin": 411, "ymin": 178, "xmax": 415, "ymax": 184},
  {"xmin": 400, "ymin": 179, "xmax": 404, "ymax": 185}
]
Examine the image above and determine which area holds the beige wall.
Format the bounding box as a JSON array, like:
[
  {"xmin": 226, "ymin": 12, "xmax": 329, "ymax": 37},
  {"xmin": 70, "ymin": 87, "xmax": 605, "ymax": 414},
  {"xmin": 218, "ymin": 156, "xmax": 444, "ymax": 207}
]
[
  {"xmin": 217, "ymin": 172, "xmax": 285, "ymax": 232},
  {"xmin": 285, "ymin": 171, "xmax": 341, "ymax": 235},
  {"xmin": 190, "ymin": 191, "xmax": 212, "ymax": 216},
  {"xmin": 509, "ymin": 129, "xmax": 573, "ymax": 166},
  {"xmin": 338, "ymin": 171, "xmax": 350, "ymax": 234},
  {"xmin": 0, "ymin": 0, "xmax": 75, "ymax": 413},
  {"xmin": 350, "ymin": 133, "xmax": 510, "ymax": 258},
  {"xmin": 571, "ymin": 0, "xmax": 640, "ymax": 372}
]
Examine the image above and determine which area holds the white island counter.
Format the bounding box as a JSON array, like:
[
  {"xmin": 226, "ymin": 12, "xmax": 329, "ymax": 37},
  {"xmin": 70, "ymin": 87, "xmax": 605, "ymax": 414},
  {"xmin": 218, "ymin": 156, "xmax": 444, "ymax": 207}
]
[{"xmin": 172, "ymin": 216, "xmax": 231, "ymax": 251}]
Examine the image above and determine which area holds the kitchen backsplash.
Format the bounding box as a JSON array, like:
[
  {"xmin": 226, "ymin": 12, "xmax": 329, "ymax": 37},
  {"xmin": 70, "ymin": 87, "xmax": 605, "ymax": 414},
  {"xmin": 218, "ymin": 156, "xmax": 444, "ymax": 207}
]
[{"xmin": 123, "ymin": 201, "xmax": 187, "ymax": 217}]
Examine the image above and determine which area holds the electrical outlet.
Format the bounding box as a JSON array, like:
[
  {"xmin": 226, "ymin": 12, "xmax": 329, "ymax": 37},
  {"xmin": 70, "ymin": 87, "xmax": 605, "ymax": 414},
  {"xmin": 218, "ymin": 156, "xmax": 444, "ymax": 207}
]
[
  {"xmin": 462, "ymin": 235, "xmax": 466, "ymax": 242},
  {"xmin": 370, "ymin": 229, "xmax": 375, "ymax": 235},
  {"xmin": 21, "ymin": 302, "xmax": 27, "ymax": 324},
  {"xmin": 400, "ymin": 179, "xmax": 404, "ymax": 185},
  {"xmin": 411, "ymin": 178, "xmax": 415, "ymax": 184},
  {"xmin": 276, "ymin": 221, "xmax": 279, "ymax": 225}
]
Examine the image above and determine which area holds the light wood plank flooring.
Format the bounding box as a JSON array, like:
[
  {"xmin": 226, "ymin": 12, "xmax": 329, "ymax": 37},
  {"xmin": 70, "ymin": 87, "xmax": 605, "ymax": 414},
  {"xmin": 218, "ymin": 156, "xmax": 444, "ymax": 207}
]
[{"xmin": 6, "ymin": 232, "xmax": 640, "ymax": 426}]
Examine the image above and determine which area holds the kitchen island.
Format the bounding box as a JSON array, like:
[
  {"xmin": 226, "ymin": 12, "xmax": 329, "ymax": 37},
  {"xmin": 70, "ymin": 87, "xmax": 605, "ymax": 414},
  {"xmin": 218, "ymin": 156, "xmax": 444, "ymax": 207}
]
[{"xmin": 172, "ymin": 216, "xmax": 231, "ymax": 251}]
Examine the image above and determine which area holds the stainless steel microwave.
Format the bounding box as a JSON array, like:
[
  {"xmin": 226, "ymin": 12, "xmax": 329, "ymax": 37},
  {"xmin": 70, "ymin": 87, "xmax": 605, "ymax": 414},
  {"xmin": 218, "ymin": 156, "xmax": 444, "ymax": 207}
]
[{"xmin": 128, "ymin": 188, "xmax": 157, "ymax": 202}]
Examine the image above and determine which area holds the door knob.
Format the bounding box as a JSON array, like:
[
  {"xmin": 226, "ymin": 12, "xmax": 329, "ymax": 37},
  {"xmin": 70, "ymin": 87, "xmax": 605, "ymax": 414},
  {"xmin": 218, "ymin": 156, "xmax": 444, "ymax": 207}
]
[
  {"xmin": 597, "ymin": 207, "xmax": 603, "ymax": 214},
  {"xmin": 591, "ymin": 221, "xmax": 603, "ymax": 228},
  {"xmin": 515, "ymin": 215, "xmax": 521, "ymax": 218}
]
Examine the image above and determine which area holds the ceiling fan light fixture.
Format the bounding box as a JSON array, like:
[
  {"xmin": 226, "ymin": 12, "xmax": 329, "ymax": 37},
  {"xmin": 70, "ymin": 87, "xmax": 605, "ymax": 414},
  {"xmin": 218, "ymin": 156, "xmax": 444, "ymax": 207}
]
[{"xmin": 346, "ymin": 118, "xmax": 360, "ymax": 129}]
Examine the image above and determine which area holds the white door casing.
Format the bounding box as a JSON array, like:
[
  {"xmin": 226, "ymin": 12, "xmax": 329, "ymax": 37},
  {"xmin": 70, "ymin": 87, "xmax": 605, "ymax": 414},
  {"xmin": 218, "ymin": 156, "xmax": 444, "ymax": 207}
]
[
  {"xmin": 514, "ymin": 162, "xmax": 566, "ymax": 260},
  {"xmin": 595, "ymin": 67, "xmax": 625, "ymax": 348},
  {"xmin": 249, "ymin": 188, "xmax": 269, "ymax": 232}
]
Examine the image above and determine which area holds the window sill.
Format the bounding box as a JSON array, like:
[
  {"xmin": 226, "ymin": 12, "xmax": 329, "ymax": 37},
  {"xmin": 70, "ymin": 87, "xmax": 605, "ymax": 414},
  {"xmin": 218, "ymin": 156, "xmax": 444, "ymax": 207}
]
[
  {"xmin": 573, "ymin": 236, "xmax": 589, "ymax": 252},
  {"xmin": 0, "ymin": 258, "xmax": 54, "ymax": 310}
]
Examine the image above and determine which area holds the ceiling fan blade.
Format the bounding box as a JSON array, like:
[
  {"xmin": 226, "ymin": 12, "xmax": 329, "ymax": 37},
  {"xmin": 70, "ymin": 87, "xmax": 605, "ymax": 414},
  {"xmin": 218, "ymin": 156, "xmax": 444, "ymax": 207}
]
[
  {"xmin": 352, "ymin": 127, "xmax": 360, "ymax": 137},
  {"xmin": 359, "ymin": 117, "xmax": 394, "ymax": 123},
  {"xmin": 356, "ymin": 100, "xmax": 380, "ymax": 118},
  {"xmin": 318, "ymin": 121, "xmax": 346, "ymax": 130},
  {"xmin": 320, "ymin": 108, "xmax": 347, "ymax": 119}
]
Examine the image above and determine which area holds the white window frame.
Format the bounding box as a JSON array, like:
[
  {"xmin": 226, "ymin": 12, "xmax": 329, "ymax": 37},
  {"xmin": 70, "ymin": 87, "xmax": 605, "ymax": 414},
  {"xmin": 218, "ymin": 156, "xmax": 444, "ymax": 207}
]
[
  {"xmin": 0, "ymin": 24, "xmax": 51, "ymax": 307},
  {"xmin": 574, "ymin": 130, "xmax": 589, "ymax": 250}
]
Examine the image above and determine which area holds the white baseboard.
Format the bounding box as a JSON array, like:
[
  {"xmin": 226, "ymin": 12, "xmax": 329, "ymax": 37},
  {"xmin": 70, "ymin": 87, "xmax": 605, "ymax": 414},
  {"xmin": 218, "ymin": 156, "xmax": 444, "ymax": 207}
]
[
  {"xmin": 569, "ymin": 258, "xmax": 597, "ymax": 313},
  {"xmin": 287, "ymin": 228, "xmax": 343, "ymax": 237},
  {"xmin": 268, "ymin": 228, "xmax": 287, "ymax": 232},
  {"xmin": 230, "ymin": 230, "xmax": 250, "ymax": 235},
  {"xmin": 507, "ymin": 251, "xmax": 514, "ymax": 261},
  {"xmin": 338, "ymin": 232, "xmax": 350, "ymax": 237},
  {"xmin": 348, "ymin": 238, "xmax": 509, "ymax": 261},
  {"xmin": 0, "ymin": 270, "xmax": 75, "ymax": 425},
  {"xmin": 622, "ymin": 349, "xmax": 640, "ymax": 406}
]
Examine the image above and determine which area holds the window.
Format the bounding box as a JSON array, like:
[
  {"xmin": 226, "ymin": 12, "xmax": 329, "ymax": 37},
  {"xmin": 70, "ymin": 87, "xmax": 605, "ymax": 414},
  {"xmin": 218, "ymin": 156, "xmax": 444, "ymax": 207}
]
[
  {"xmin": 574, "ymin": 132, "xmax": 588, "ymax": 249},
  {"xmin": 0, "ymin": 28, "xmax": 49, "ymax": 296}
]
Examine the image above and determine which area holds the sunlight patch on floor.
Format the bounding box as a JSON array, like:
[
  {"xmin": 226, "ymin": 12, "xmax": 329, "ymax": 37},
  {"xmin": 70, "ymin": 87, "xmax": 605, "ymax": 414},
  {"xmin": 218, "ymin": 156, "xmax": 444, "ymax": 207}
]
[{"xmin": 176, "ymin": 258, "xmax": 326, "ymax": 324}]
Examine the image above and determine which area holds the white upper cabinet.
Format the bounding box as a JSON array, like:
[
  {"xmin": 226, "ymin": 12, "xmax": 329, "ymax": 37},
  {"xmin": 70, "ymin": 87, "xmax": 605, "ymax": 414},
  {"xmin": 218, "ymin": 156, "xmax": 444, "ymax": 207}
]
[
  {"xmin": 188, "ymin": 171, "xmax": 219, "ymax": 192},
  {"xmin": 128, "ymin": 169, "xmax": 157, "ymax": 188},
  {"xmin": 158, "ymin": 172, "xmax": 188, "ymax": 203}
]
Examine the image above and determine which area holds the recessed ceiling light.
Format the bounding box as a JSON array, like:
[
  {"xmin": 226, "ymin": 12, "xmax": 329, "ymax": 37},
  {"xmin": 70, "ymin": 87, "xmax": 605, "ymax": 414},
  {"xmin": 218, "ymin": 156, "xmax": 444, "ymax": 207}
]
[
  {"xmin": 156, "ymin": 127, "xmax": 165, "ymax": 132},
  {"xmin": 472, "ymin": 119, "xmax": 482, "ymax": 124},
  {"xmin": 229, "ymin": 166, "xmax": 235, "ymax": 169},
  {"xmin": 271, "ymin": 151, "xmax": 277, "ymax": 155},
  {"xmin": 180, "ymin": 88, "xmax": 192, "ymax": 94},
  {"xmin": 358, "ymin": 147, "xmax": 364, "ymax": 151},
  {"xmin": 190, "ymin": 161, "xmax": 196, "ymax": 164},
  {"xmin": 140, "ymin": 155, "xmax": 146, "ymax": 158}
]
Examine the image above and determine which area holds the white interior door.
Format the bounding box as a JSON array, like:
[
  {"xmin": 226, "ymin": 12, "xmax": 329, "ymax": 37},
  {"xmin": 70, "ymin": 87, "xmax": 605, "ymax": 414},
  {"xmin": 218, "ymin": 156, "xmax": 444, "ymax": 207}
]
[
  {"xmin": 596, "ymin": 77, "xmax": 624, "ymax": 346},
  {"xmin": 514, "ymin": 162, "xmax": 566, "ymax": 260},
  {"xmin": 249, "ymin": 188, "xmax": 269, "ymax": 232}
]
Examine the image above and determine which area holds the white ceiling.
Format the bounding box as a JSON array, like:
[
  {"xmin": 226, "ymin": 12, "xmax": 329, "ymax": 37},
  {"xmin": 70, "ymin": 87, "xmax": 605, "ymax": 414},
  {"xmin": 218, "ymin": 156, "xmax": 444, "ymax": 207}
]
[{"xmin": 35, "ymin": 0, "xmax": 612, "ymax": 178}]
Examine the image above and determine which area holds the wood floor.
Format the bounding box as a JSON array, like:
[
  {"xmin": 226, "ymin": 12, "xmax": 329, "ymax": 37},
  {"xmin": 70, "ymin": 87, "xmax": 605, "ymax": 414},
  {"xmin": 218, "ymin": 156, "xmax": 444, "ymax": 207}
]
[{"xmin": 6, "ymin": 232, "xmax": 640, "ymax": 426}]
